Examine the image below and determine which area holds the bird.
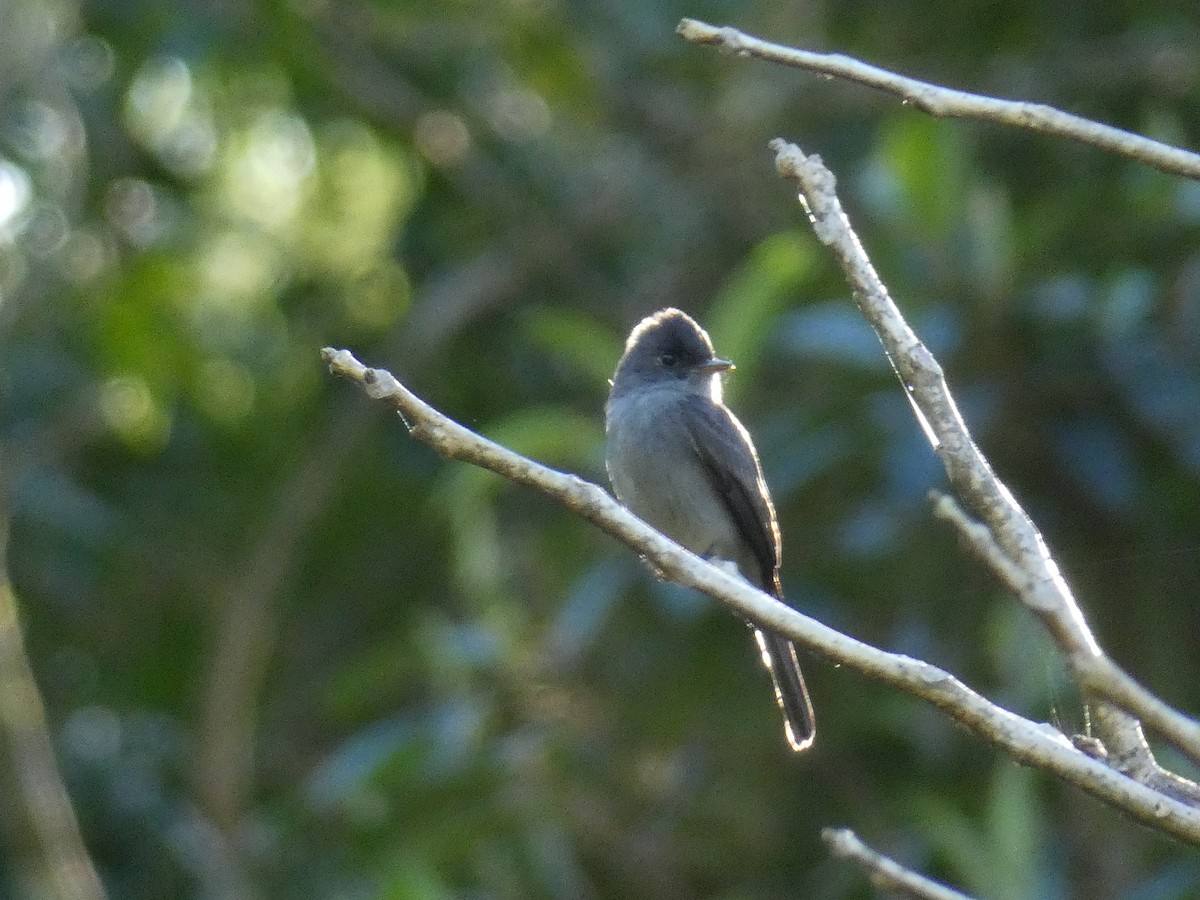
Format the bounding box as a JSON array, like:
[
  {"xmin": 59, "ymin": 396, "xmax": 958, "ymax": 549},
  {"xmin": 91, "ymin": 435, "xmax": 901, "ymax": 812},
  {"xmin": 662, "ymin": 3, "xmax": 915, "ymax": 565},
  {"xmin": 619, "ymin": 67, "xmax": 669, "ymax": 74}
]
[{"xmin": 605, "ymin": 307, "xmax": 814, "ymax": 751}]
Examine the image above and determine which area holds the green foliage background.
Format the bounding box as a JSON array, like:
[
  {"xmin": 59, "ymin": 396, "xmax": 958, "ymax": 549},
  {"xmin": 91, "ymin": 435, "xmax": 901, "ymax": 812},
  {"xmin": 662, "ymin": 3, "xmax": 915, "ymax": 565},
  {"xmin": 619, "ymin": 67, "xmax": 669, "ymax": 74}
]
[{"xmin": 2, "ymin": 0, "xmax": 1199, "ymax": 896}]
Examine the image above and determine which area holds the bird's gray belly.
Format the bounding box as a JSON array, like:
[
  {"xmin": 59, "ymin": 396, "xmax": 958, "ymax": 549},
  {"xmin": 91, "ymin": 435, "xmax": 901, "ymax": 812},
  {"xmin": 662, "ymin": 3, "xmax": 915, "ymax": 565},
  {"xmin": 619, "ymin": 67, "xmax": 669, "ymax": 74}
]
[{"xmin": 606, "ymin": 395, "xmax": 738, "ymax": 563}]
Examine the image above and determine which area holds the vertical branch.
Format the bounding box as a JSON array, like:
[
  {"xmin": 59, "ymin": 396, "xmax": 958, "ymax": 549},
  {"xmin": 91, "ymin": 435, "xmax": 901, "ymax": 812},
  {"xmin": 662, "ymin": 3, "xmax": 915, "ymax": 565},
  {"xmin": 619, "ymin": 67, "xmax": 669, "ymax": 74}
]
[
  {"xmin": 769, "ymin": 139, "xmax": 1200, "ymax": 771},
  {"xmin": 0, "ymin": 510, "xmax": 107, "ymax": 900},
  {"xmin": 195, "ymin": 399, "xmax": 369, "ymax": 834}
]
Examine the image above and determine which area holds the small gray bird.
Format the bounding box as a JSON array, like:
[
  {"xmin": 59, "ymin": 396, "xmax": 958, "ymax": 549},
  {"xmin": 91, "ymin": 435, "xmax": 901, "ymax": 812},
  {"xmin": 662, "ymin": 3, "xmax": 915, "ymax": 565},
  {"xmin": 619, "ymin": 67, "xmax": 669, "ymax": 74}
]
[{"xmin": 605, "ymin": 307, "xmax": 815, "ymax": 751}]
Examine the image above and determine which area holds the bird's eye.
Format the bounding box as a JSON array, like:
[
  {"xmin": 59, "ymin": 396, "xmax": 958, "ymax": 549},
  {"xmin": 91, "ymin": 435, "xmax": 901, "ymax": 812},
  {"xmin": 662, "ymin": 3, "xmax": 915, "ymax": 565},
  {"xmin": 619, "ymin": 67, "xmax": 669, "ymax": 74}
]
[{"xmin": 659, "ymin": 353, "xmax": 677, "ymax": 368}]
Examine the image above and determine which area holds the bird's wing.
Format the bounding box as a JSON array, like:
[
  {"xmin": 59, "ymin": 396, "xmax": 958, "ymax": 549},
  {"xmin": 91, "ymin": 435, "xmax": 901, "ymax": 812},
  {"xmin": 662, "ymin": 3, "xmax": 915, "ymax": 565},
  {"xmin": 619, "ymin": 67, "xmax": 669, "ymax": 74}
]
[
  {"xmin": 680, "ymin": 394, "xmax": 782, "ymax": 596},
  {"xmin": 682, "ymin": 395, "xmax": 814, "ymax": 749}
]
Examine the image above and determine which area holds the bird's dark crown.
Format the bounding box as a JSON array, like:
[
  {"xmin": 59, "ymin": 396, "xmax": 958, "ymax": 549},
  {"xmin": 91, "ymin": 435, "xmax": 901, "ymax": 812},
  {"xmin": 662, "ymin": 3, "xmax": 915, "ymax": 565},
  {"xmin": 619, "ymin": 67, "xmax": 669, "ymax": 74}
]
[{"xmin": 611, "ymin": 308, "xmax": 721, "ymax": 394}]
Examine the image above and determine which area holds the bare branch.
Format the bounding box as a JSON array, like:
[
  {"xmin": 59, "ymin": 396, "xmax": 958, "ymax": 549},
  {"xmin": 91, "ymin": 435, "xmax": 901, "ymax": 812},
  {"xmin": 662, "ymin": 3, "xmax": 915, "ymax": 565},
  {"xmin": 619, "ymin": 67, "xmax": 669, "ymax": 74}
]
[
  {"xmin": 822, "ymin": 828, "xmax": 974, "ymax": 900},
  {"xmin": 1090, "ymin": 704, "xmax": 1200, "ymax": 807},
  {"xmin": 933, "ymin": 492, "xmax": 1200, "ymax": 804},
  {"xmin": 768, "ymin": 139, "xmax": 1200, "ymax": 773},
  {"xmin": 677, "ymin": 19, "xmax": 1200, "ymax": 182},
  {"xmin": 321, "ymin": 347, "xmax": 1200, "ymax": 845},
  {"xmin": 0, "ymin": 513, "xmax": 107, "ymax": 900},
  {"xmin": 195, "ymin": 398, "xmax": 369, "ymax": 841},
  {"xmin": 929, "ymin": 492, "xmax": 1030, "ymax": 597}
]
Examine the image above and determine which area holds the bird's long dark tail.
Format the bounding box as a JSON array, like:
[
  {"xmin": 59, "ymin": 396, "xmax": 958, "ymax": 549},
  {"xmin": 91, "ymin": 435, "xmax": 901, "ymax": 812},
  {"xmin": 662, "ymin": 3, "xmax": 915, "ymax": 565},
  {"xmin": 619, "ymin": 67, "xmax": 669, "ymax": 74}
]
[{"xmin": 754, "ymin": 628, "xmax": 816, "ymax": 752}]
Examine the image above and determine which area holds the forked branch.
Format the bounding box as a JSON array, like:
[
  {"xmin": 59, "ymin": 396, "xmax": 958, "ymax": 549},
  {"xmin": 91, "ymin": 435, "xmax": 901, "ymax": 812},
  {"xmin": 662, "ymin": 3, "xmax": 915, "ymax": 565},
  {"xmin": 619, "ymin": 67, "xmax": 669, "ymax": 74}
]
[{"xmin": 321, "ymin": 347, "xmax": 1200, "ymax": 844}]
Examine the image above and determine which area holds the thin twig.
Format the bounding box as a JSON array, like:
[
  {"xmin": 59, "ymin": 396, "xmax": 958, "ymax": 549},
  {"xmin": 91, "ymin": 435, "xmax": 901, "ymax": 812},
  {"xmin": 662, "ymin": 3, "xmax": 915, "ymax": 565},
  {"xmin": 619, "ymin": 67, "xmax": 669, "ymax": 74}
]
[
  {"xmin": 321, "ymin": 347, "xmax": 1200, "ymax": 844},
  {"xmin": 677, "ymin": 19, "xmax": 1200, "ymax": 182},
  {"xmin": 822, "ymin": 828, "xmax": 974, "ymax": 900},
  {"xmin": 768, "ymin": 140, "xmax": 1200, "ymax": 775}
]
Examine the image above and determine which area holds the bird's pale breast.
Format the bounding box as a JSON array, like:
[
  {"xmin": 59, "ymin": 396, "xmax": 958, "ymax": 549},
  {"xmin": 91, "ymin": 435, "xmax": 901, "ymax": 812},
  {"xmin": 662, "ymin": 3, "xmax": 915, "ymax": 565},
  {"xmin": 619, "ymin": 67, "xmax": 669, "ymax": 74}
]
[{"xmin": 606, "ymin": 385, "xmax": 746, "ymax": 569}]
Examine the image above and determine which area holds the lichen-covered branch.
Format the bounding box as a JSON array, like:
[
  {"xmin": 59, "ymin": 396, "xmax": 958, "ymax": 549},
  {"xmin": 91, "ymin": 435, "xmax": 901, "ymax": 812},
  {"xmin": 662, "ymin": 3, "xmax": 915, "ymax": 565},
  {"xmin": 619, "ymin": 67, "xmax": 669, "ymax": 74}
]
[{"xmin": 321, "ymin": 347, "xmax": 1200, "ymax": 844}]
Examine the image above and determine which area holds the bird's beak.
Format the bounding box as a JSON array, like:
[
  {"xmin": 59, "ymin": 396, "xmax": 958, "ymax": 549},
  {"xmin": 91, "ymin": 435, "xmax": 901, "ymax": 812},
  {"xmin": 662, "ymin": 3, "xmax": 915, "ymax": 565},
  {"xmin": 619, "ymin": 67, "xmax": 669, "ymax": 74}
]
[{"xmin": 698, "ymin": 356, "xmax": 734, "ymax": 374}]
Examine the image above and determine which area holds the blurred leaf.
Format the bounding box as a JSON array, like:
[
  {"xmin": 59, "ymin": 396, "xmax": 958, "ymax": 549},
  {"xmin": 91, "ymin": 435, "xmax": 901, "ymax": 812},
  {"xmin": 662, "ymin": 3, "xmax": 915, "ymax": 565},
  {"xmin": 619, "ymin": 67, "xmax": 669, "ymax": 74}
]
[
  {"xmin": 984, "ymin": 763, "xmax": 1045, "ymax": 900},
  {"xmin": 707, "ymin": 228, "xmax": 819, "ymax": 400},
  {"xmin": 872, "ymin": 114, "xmax": 970, "ymax": 241},
  {"xmin": 437, "ymin": 407, "xmax": 603, "ymax": 594},
  {"xmin": 379, "ymin": 850, "xmax": 456, "ymax": 900},
  {"xmin": 777, "ymin": 301, "xmax": 888, "ymax": 370},
  {"xmin": 910, "ymin": 762, "xmax": 1049, "ymax": 900},
  {"xmin": 524, "ymin": 306, "xmax": 624, "ymax": 388}
]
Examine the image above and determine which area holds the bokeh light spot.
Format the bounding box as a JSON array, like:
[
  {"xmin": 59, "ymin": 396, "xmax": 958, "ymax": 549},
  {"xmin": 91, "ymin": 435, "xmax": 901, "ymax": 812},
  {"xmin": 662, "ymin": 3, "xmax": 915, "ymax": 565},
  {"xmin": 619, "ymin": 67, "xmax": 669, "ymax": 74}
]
[
  {"xmin": 126, "ymin": 57, "xmax": 192, "ymax": 144},
  {"xmin": 66, "ymin": 35, "xmax": 116, "ymax": 90},
  {"xmin": 99, "ymin": 375, "xmax": 171, "ymax": 451},
  {"xmin": 104, "ymin": 177, "xmax": 162, "ymax": 246},
  {"xmin": 414, "ymin": 110, "xmax": 471, "ymax": 167},
  {"xmin": 0, "ymin": 160, "xmax": 32, "ymax": 239},
  {"xmin": 195, "ymin": 357, "xmax": 256, "ymax": 425},
  {"xmin": 224, "ymin": 111, "xmax": 315, "ymax": 227},
  {"xmin": 64, "ymin": 706, "xmax": 122, "ymax": 763},
  {"xmin": 343, "ymin": 263, "xmax": 411, "ymax": 332}
]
